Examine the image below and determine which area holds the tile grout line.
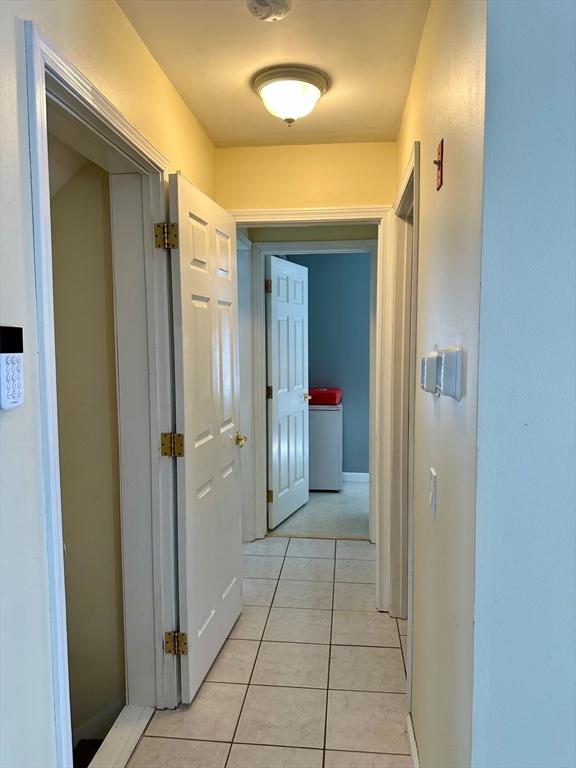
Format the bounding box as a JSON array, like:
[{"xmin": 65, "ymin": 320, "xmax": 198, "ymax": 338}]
[
  {"xmin": 141, "ymin": 733, "xmax": 411, "ymax": 757},
  {"xmin": 397, "ymin": 618, "xmax": 407, "ymax": 677},
  {"xmin": 322, "ymin": 542, "xmax": 337, "ymax": 768},
  {"xmin": 223, "ymin": 537, "xmax": 290, "ymax": 768}
]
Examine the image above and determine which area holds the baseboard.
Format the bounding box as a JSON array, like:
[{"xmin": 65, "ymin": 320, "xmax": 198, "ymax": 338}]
[
  {"xmin": 342, "ymin": 472, "xmax": 370, "ymax": 482},
  {"xmin": 89, "ymin": 705, "xmax": 154, "ymax": 768},
  {"xmin": 73, "ymin": 696, "xmax": 125, "ymax": 745},
  {"xmin": 407, "ymin": 713, "xmax": 420, "ymax": 768}
]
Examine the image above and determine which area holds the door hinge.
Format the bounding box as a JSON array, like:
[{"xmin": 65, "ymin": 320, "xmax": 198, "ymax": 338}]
[
  {"xmin": 164, "ymin": 631, "xmax": 188, "ymax": 656},
  {"xmin": 161, "ymin": 432, "xmax": 184, "ymax": 457},
  {"xmin": 154, "ymin": 222, "xmax": 179, "ymax": 250},
  {"xmin": 266, "ymin": 385, "xmax": 273, "ymax": 399},
  {"xmin": 264, "ymin": 278, "xmax": 272, "ymax": 293},
  {"xmin": 267, "ymin": 489, "xmax": 273, "ymax": 503}
]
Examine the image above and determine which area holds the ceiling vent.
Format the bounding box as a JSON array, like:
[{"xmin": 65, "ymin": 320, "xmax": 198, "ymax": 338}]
[{"xmin": 246, "ymin": 0, "xmax": 292, "ymax": 22}]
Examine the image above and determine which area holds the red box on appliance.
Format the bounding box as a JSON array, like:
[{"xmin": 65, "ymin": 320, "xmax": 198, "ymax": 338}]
[{"xmin": 309, "ymin": 387, "xmax": 342, "ymax": 406}]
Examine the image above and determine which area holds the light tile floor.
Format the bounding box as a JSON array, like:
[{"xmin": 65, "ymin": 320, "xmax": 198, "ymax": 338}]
[
  {"xmin": 129, "ymin": 537, "xmax": 410, "ymax": 768},
  {"xmin": 270, "ymin": 482, "xmax": 370, "ymax": 539}
]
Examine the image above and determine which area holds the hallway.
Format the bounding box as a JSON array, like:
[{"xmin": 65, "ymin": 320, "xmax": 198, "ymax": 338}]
[{"xmin": 129, "ymin": 537, "xmax": 410, "ymax": 767}]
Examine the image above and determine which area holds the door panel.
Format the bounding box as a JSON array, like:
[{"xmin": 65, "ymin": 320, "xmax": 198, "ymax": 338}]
[
  {"xmin": 169, "ymin": 173, "xmax": 242, "ymax": 702},
  {"xmin": 267, "ymin": 256, "xmax": 309, "ymax": 529}
]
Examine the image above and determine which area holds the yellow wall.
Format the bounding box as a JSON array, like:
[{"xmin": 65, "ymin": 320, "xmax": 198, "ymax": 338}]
[
  {"xmin": 247, "ymin": 224, "xmax": 378, "ymax": 242},
  {"xmin": 215, "ymin": 142, "xmax": 396, "ymax": 210},
  {"xmin": 396, "ymin": 2, "xmax": 486, "ymax": 766},
  {"xmin": 0, "ymin": 2, "xmax": 215, "ymax": 763},
  {"xmin": 51, "ymin": 161, "xmax": 125, "ymax": 740}
]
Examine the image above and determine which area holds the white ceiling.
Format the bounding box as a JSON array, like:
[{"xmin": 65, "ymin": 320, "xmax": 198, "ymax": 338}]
[{"xmin": 118, "ymin": 0, "xmax": 429, "ymax": 147}]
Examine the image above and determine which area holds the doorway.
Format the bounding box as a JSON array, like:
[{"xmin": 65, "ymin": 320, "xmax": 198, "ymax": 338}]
[
  {"xmin": 266, "ymin": 246, "xmax": 376, "ymax": 539},
  {"xmin": 48, "ymin": 122, "xmax": 125, "ymax": 763}
]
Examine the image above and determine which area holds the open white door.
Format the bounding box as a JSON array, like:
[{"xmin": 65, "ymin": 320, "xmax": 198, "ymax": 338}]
[
  {"xmin": 266, "ymin": 256, "xmax": 309, "ymax": 529},
  {"xmin": 169, "ymin": 173, "xmax": 244, "ymax": 702}
]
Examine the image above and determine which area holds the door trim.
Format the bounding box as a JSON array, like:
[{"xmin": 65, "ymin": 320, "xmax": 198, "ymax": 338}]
[
  {"xmin": 233, "ymin": 210, "xmax": 391, "ymax": 614},
  {"xmin": 25, "ymin": 22, "xmax": 175, "ymax": 765},
  {"xmin": 392, "ymin": 143, "xmax": 421, "ymax": 709}
]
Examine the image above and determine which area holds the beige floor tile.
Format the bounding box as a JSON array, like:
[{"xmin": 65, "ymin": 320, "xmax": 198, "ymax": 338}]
[
  {"xmin": 147, "ymin": 682, "xmax": 246, "ymax": 741},
  {"xmin": 206, "ymin": 639, "xmax": 259, "ymax": 684},
  {"xmin": 229, "ymin": 606, "xmax": 269, "ymax": 641},
  {"xmin": 325, "ymin": 751, "xmax": 412, "ymax": 768},
  {"xmin": 274, "ymin": 580, "xmax": 333, "ymax": 610},
  {"xmin": 335, "ymin": 559, "xmax": 376, "ymax": 584},
  {"xmin": 329, "ymin": 646, "xmax": 405, "ymax": 693},
  {"xmin": 243, "ymin": 537, "xmax": 289, "ymax": 556},
  {"xmin": 326, "ymin": 690, "xmax": 409, "ymax": 754},
  {"xmin": 235, "ymin": 685, "xmax": 326, "ymax": 749},
  {"xmin": 243, "ymin": 555, "xmax": 284, "ymax": 579},
  {"xmin": 281, "ymin": 557, "xmax": 335, "ymax": 582},
  {"xmin": 252, "ymin": 641, "xmax": 329, "ymax": 688},
  {"xmin": 397, "ymin": 619, "xmax": 408, "ymax": 636},
  {"xmin": 273, "ymin": 483, "xmax": 370, "ymax": 540},
  {"xmin": 227, "ymin": 744, "xmax": 323, "ymax": 768},
  {"xmin": 287, "ymin": 538, "xmax": 336, "ymax": 559},
  {"xmin": 264, "ymin": 607, "xmax": 332, "ymax": 644},
  {"xmin": 333, "ymin": 583, "xmax": 377, "ymax": 612},
  {"xmin": 128, "ymin": 737, "xmax": 229, "ymax": 768},
  {"xmin": 243, "ymin": 578, "xmax": 277, "ymax": 607},
  {"xmin": 332, "ymin": 611, "xmax": 399, "ymax": 647},
  {"xmin": 336, "ymin": 540, "xmax": 376, "ymax": 561}
]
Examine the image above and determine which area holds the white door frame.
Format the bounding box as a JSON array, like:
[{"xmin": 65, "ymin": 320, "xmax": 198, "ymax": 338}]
[
  {"xmin": 236, "ymin": 231, "xmax": 259, "ymax": 541},
  {"xmin": 391, "ymin": 143, "xmax": 420, "ymax": 707},
  {"xmin": 25, "ymin": 22, "xmax": 176, "ymax": 766},
  {"xmin": 230, "ymin": 208, "xmax": 392, "ymax": 612}
]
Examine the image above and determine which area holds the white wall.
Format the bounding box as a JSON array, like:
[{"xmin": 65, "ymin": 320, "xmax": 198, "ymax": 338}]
[
  {"xmin": 472, "ymin": 2, "xmax": 576, "ymax": 766},
  {"xmin": 396, "ymin": 3, "xmax": 486, "ymax": 765}
]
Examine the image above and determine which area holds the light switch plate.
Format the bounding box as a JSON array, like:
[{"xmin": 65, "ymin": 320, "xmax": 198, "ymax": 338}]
[
  {"xmin": 437, "ymin": 346, "xmax": 463, "ymax": 400},
  {"xmin": 420, "ymin": 352, "xmax": 439, "ymax": 395}
]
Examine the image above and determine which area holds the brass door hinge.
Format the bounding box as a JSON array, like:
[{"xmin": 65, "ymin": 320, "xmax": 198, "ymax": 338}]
[
  {"xmin": 161, "ymin": 432, "xmax": 184, "ymax": 457},
  {"xmin": 164, "ymin": 631, "xmax": 188, "ymax": 656},
  {"xmin": 266, "ymin": 386, "xmax": 273, "ymax": 399},
  {"xmin": 264, "ymin": 278, "xmax": 272, "ymax": 294},
  {"xmin": 154, "ymin": 222, "xmax": 179, "ymax": 250},
  {"xmin": 267, "ymin": 489, "xmax": 273, "ymax": 503}
]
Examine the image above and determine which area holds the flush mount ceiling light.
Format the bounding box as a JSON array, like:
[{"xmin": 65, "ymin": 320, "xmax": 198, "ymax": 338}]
[{"xmin": 252, "ymin": 66, "xmax": 330, "ymax": 125}]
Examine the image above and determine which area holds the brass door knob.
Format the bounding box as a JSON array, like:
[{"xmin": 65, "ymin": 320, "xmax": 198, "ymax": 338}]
[
  {"xmin": 304, "ymin": 393, "xmax": 312, "ymax": 401},
  {"xmin": 235, "ymin": 432, "xmax": 248, "ymax": 447}
]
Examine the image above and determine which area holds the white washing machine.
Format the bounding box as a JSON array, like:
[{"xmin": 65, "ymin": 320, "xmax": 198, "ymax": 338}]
[{"xmin": 309, "ymin": 403, "xmax": 343, "ymax": 491}]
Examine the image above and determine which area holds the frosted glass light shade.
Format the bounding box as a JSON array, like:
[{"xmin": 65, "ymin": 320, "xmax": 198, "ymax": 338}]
[
  {"xmin": 259, "ymin": 80, "xmax": 322, "ymax": 121},
  {"xmin": 253, "ymin": 66, "xmax": 330, "ymax": 125}
]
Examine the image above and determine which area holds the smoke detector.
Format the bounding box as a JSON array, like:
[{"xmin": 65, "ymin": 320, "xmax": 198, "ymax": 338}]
[{"xmin": 246, "ymin": 0, "xmax": 292, "ymax": 22}]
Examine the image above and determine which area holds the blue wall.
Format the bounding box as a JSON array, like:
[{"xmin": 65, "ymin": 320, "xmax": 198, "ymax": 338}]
[{"xmin": 288, "ymin": 252, "xmax": 371, "ymax": 473}]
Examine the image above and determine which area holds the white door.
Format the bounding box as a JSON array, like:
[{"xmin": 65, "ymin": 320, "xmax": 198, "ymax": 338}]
[
  {"xmin": 169, "ymin": 173, "xmax": 244, "ymax": 702},
  {"xmin": 266, "ymin": 256, "xmax": 309, "ymax": 529}
]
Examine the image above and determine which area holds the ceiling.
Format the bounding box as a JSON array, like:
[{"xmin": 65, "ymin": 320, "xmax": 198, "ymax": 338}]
[{"xmin": 117, "ymin": 0, "xmax": 429, "ymax": 147}]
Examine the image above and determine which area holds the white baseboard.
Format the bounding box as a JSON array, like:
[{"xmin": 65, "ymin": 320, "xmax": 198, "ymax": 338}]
[
  {"xmin": 407, "ymin": 713, "xmax": 420, "ymax": 768},
  {"xmin": 342, "ymin": 472, "xmax": 370, "ymax": 482},
  {"xmin": 89, "ymin": 705, "xmax": 154, "ymax": 768}
]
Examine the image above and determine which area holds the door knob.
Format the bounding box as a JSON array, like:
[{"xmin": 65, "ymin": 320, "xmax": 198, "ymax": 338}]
[
  {"xmin": 303, "ymin": 393, "xmax": 312, "ymax": 401},
  {"xmin": 234, "ymin": 432, "xmax": 248, "ymax": 447}
]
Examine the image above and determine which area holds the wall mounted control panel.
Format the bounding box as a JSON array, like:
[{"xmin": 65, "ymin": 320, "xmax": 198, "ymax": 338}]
[
  {"xmin": 1, "ymin": 327, "xmax": 24, "ymax": 410},
  {"xmin": 420, "ymin": 345, "xmax": 463, "ymax": 401}
]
